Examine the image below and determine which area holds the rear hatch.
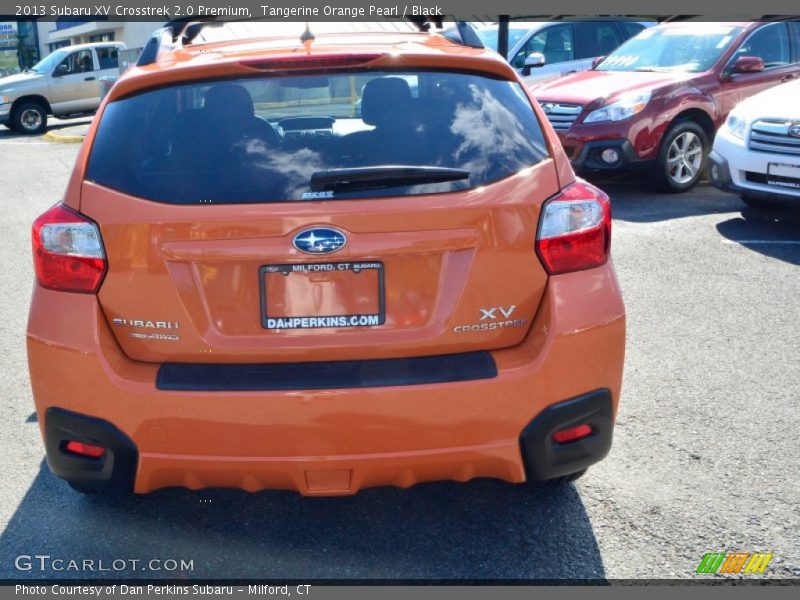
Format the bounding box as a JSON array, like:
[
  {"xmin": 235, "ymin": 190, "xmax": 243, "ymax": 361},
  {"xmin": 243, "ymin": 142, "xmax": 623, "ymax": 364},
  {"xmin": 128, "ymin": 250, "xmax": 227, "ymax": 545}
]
[{"xmin": 81, "ymin": 65, "xmax": 558, "ymax": 363}]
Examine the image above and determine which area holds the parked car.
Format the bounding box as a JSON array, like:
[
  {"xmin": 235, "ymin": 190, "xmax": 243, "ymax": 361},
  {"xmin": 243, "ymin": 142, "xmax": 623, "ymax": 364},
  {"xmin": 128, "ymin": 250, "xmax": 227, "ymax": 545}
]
[
  {"xmin": 0, "ymin": 42, "xmax": 125, "ymax": 134},
  {"xmin": 532, "ymin": 21, "xmax": 800, "ymax": 192},
  {"xmin": 708, "ymin": 78, "xmax": 800, "ymax": 209},
  {"xmin": 475, "ymin": 20, "xmax": 654, "ymax": 85},
  {"xmin": 27, "ymin": 23, "xmax": 625, "ymax": 496}
]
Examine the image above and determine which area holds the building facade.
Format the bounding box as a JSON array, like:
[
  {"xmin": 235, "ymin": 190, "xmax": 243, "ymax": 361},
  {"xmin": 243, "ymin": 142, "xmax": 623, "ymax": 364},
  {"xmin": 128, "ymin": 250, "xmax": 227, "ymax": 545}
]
[{"xmin": 40, "ymin": 20, "xmax": 156, "ymax": 54}]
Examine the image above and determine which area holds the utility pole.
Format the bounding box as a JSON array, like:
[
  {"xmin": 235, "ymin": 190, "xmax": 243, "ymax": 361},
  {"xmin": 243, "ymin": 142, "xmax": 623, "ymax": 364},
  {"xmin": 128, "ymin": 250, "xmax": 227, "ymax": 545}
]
[{"xmin": 498, "ymin": 15, "xmax": 510, "ymax": 59}]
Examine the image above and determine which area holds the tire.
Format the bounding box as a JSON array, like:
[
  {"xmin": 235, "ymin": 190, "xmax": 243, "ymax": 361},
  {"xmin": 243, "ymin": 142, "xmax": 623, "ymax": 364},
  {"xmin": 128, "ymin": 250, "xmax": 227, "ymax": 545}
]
[
  {"xmin": 12, "ymin": 101, "xmax": 48, "ymax": 135},
  {"xmin": 653, "ymin": 121, "xmax": 709, "ymax": 193}
]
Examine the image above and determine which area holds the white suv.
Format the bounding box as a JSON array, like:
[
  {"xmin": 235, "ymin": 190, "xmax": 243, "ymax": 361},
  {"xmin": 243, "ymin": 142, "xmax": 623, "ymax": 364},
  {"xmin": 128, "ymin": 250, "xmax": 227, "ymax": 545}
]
[{"xmin": 709, "ymin": 79, "xmax": 800, "ymax": 209}]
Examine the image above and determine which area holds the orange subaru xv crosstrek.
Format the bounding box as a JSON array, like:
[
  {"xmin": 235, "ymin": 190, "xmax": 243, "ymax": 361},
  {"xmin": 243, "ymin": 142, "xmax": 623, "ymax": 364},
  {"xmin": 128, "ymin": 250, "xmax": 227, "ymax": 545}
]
[{"xmin": 27, "ymin": 22, "xmax": 625, "ymax": 496}]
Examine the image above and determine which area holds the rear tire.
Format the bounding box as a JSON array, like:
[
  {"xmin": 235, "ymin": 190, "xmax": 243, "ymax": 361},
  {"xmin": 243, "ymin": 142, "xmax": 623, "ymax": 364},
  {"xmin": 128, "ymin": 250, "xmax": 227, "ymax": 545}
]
[
  {"xmin": 653, "ymin": 121, "xmax": 708, "ymax": 193},
  {"xmin": 12, "ymin": 102, "xmax": 48, "ymax": 135}
]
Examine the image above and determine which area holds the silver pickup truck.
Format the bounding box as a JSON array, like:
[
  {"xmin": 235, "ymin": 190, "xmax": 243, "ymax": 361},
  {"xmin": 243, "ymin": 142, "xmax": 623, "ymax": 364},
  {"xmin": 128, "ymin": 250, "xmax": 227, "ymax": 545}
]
[{"xmin": 0, "ymin": 42, "xmax": 124, "ymax": 134}]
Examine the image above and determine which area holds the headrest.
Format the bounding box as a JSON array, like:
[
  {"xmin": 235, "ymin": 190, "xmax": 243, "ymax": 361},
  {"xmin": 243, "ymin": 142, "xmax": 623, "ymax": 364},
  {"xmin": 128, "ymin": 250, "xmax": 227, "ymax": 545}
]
[
  {"xmin": 360, "ymin": 77, "xmax": 413, "ymax": 127},
  {"xmin": 204, "ymin": 83, "xmax": 255, "ymax": 118}
]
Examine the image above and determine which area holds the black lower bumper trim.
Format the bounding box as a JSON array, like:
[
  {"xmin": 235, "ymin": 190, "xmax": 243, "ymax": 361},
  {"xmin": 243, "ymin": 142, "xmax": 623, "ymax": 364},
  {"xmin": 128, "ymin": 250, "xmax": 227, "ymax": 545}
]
[
  {"xmin": 519, "ymin": 389, "xmax": 614, "ymax": 481},
  {"xmin": 572, "ymin": 139, "xmax": 650, "ymax": 172},
  {"xmin": 707, "ymin": 150, "xmax": 739, "ymax": 193},
  {"xmin": 44, "ymin": 407, "xmax": 138, "ymax": 493},
  {"xmin": 157, "ymin": 351, "xmax": 498, "ymax": 392}
]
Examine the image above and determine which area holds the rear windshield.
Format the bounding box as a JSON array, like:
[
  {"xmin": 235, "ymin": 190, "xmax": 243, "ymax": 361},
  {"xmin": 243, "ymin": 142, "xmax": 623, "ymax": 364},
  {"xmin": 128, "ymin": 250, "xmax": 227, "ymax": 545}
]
[{"xmin": 86, "ymin": 69, "xmax": 549, "ymax": 204}]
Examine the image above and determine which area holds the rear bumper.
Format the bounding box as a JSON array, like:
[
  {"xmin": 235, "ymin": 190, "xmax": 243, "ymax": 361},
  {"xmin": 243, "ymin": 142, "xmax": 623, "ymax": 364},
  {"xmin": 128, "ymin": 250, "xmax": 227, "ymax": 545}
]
[{"xmin": 28, "ymin": 264, "xmax": 625, "ymax": 496}]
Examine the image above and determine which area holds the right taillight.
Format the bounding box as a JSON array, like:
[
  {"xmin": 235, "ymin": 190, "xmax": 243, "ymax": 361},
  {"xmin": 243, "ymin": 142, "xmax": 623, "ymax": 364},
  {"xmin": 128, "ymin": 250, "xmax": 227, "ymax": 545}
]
[
  {"xmin": 536, "ymin": 180, "xmax": 611, "ymax": 275},
  {"xmin": 32, "ymin": 204, "xmax": 107, "ymax": 293}
]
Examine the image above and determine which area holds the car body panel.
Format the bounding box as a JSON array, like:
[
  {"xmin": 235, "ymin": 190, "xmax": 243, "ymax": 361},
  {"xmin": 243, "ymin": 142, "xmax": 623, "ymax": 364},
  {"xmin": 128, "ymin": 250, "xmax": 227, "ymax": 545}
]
[
  {"xmin": 82, "ymin": 161, "xmax": 558, "ymax": 363},
  {"xmin": 532, "ymin": 22, "xmax": 800, "ymax": 172},
  {"xmin": 27, "ymin": 262, "xmax": 625, "ymax": 495},
  {"xmin": 710, "ymin": 78, "xmax": 800, "ymax": 200},
  {"xmin": 28, "ymin": 28, "xmax": 624, "ymax": 495}
]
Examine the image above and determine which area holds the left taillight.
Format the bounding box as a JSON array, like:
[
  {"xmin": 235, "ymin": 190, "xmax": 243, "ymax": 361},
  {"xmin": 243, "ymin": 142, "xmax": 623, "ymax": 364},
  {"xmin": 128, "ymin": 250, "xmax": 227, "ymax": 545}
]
[{"xmin": 32, "ymin": 204, "xmax": 107, "ymax": 293}]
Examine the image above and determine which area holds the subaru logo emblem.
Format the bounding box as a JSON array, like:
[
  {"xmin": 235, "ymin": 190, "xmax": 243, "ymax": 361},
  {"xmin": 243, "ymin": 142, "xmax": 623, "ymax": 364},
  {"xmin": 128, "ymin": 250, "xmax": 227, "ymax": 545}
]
[
  {"xmin": 541, "ymin": 103, "xmax": 553, "ymax": 114},
  {"xmin": 788, "ymin": 123, "xmax": 800, "ymax": 138},
  {"xmin": 293, "ymin": 228, "xmax": 347, "ymax": 254}
]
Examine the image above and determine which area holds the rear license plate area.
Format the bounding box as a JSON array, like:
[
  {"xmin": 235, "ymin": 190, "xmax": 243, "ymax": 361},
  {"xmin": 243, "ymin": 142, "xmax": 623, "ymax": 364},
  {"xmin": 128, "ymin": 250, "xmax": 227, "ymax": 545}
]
[{"xmin": 260, "ymin": 262, "xmax": 385, "ymax": 329}]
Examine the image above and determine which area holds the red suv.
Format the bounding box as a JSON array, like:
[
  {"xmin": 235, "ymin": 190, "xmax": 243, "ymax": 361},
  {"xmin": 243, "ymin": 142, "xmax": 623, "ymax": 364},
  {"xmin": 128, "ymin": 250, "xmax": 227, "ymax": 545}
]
[{"xmin": 532, "ymin": 21, "xmax": 800, "ymax": 192}]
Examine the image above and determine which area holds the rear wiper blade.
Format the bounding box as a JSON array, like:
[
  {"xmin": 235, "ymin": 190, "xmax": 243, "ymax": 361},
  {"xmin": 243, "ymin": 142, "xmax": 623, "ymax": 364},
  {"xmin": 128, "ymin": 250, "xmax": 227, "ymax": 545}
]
[{"xmin": 309, "ymin": 165, "xmax": 470, "ymax": 193}]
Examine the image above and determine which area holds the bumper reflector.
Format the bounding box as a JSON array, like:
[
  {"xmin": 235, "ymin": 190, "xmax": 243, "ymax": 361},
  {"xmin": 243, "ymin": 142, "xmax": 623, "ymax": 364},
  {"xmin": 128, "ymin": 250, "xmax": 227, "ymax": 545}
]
[
  {"xmin": 552, "ymin": 424, "xmax": 593, "ymax": 444},
  {"xmin": 65, "ymin": 440, "xmax": 106, "ymax": 459}
]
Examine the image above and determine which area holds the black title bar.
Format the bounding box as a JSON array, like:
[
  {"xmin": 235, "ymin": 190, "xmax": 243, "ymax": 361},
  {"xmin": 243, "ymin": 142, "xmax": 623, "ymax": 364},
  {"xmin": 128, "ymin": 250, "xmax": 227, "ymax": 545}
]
[{"xmin": 1, "ymin": 0, "xmax": 800, "ymax": 21}]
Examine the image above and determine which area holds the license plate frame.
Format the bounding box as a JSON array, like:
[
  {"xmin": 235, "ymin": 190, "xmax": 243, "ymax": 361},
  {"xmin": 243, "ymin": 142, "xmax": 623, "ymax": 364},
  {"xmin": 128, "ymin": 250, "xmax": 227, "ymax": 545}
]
[{"xmin": 259, "ymin": 261, "xmax": 385, "ymax": 330}]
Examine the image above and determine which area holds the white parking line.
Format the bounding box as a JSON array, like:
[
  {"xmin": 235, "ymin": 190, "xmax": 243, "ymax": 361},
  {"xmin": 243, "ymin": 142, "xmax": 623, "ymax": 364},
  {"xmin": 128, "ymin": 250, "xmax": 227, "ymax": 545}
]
[{"xmin": 722, "ymin": 239, "xmax": 800, "ymax": 245}]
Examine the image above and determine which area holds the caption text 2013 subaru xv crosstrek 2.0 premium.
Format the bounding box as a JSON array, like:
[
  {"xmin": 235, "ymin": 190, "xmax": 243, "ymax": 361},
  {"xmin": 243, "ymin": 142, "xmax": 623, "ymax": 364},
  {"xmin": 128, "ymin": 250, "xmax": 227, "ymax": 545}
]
[{"xmin": 26, "ymin": 22, "xmax": 626, "ymax": 496}]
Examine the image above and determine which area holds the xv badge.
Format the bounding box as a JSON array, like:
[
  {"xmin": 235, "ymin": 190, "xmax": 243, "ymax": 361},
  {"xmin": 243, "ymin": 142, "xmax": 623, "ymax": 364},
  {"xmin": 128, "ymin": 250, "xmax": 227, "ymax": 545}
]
[{"xmin": 479, "ymin": 306, "xmax": 516, "ymax": 320}]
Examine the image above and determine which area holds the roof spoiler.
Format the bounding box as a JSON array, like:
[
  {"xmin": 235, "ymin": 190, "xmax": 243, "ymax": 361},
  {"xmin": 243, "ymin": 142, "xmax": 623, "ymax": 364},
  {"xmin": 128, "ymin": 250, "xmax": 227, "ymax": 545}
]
[{"xmin": 137, "ymin": 17, "xmax": 484, "ymax": 66}]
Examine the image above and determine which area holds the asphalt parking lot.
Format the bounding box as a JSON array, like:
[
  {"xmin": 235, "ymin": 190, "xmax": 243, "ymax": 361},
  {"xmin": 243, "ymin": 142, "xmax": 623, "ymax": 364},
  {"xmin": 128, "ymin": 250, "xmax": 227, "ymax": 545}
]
[{"xmin": 0, "ymin": 124, "xmax": 798, "ymax": 581}]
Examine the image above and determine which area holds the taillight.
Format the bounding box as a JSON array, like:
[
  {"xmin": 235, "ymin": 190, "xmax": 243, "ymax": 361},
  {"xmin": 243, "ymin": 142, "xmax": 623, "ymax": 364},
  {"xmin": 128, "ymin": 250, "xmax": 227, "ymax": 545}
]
[
  {"xmin": 536, "ymin": 181, "xmax": 611, "ymax": 275},
  {"xmin": 32, "ymin": 204, "xmax": 107, "ymax": 293}
]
